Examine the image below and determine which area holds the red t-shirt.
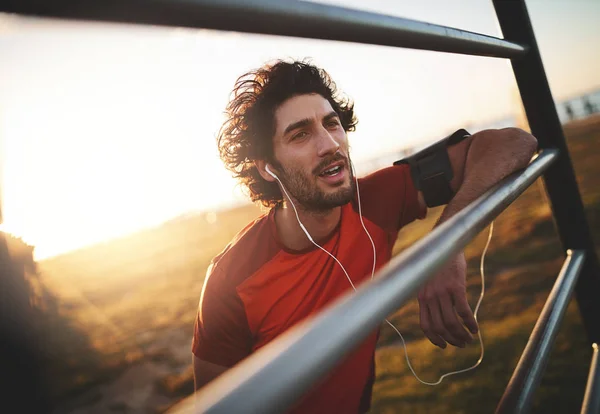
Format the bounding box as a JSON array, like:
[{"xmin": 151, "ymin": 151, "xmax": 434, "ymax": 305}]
[{"xmin": 192, "ymin": 164, "xmax": 426, "ymax": 413}]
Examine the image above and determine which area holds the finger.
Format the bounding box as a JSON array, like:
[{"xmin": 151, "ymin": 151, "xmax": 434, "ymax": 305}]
[
  {"xmin": 439, "ymin": 293, "xmax": 473, "ymax": 345},
  {"xmin": 418, "ymin": 296, "xmax": 446, "ymax": 349},
  {"xmin": 428, "ymin": 298, "xmax": 463, "ymax": 348},
  {"xmin": 453, "ymin": 289, "xmax": 479, "ymax": 335}
]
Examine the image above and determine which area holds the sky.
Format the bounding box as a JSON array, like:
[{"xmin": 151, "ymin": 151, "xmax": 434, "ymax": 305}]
[{"xmin": 0, "ymin": 0, "xmax": 599, "ymax": 260}]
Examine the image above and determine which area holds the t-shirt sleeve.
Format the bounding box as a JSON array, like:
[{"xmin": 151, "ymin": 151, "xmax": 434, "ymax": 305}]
[
  {"xmin": 358, "ymin": 164, "xmax": 427, "ymax": 233},
  {"xmin": 191, "ymin": 265, "xmax": 253, "ymax": 367}
]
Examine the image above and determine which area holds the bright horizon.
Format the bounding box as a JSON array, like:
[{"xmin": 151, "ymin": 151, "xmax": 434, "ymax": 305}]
[{"xmin": 1, "ymin": 0, "xmax": 599, "ymax": 260}]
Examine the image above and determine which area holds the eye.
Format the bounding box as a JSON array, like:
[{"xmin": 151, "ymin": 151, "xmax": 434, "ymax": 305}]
[
  {"xmin": 292, "ymin": 131, "xmax": 309, "ymax": 141},
  {"xmin": 326, "ymin": 119, "xmax": 340, "ymax": 128}
]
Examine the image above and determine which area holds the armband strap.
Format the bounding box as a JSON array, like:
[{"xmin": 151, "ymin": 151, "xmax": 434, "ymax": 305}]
[{"xmin": 393, "ymin": 129, "xmax": 471, "ymax": 207}]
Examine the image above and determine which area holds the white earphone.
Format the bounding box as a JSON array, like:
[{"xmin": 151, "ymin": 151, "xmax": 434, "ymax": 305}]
[
  {"xmin": 265, "ymin": 164, "xmax": 276, "ymax": 178},
  {"xmin": 265, "ymin": 158, "xmax": 488, "ymax": 385}
]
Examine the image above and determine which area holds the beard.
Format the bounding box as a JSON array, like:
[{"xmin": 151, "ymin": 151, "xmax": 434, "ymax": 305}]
[{"xmin": 273, "ymin": 152, "xmax": 355, "ymax": 213}]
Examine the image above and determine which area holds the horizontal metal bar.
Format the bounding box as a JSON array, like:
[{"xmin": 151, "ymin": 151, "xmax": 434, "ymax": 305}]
[
  {"xmin": 495, "ymin": 250, "xmax": 586, "ymax": 414},
  {"xmin": 581, "ymin": 343, "xmax": 600, "ymax": 414},
  {"xmin": 4, "ymin": 0, "xmax": 527, "ymax": 58},
  {"xmin": 165, "ymin": 149, "xmax": 559, "ymax": 414}
]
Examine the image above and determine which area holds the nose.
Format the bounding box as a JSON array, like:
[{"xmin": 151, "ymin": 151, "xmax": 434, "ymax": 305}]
[{"xmin": 316, "ymin": 127, "xmax": 340, "ymax": 158}]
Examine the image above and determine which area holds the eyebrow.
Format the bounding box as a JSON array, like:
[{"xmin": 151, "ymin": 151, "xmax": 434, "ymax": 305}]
[{"xmin": 283, "ymin": 111, "xmax": 339, "ymax": 136}]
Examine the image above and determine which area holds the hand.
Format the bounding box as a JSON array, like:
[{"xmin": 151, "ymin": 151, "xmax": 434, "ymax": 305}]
[{"xmin": 417, "ymin": 253, "xmax": 478, "ymax": 349}]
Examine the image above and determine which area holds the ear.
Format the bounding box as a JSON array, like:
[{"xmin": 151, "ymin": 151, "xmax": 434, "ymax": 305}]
[{"xmin": 255, "ymin": 159, "xmax": 277, "ymax": 182}]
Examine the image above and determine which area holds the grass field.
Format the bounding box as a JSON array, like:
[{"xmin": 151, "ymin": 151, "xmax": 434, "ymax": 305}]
[{"xmin": 28, "ymin": 114, "xmax": 600, "ymax": 413}]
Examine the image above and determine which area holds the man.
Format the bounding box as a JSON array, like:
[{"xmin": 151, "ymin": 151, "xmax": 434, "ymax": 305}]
[{"xmin": 191, "ymin": 60, "xmax": 537, "ymax": 413}]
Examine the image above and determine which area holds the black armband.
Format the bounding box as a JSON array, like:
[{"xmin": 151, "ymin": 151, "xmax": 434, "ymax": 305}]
[{"xmin": 393, "ymin": 128, "xmax": 471, "ymax": 207}]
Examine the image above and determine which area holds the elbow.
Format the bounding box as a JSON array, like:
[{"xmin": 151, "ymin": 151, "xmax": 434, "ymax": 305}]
[
  {"xmin": 499, "ymin": 127, "xmax": 538, "ymax": 168},
  {"xmin": 509, "ymin": 127, "xmax": 538, "ymax": 152}
]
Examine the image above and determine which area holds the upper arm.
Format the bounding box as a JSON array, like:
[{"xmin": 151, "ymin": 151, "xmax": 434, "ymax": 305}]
[
  {"xmin": 413, "ymin": 132, "xmax": 474, "ymax": 213},
  {"xmin": 192, "ymin": 267, "xmax": 253, "ymax": 368},
  {"xmin": 446, "ymin": 133, "xmax": 474, "ymax": 194},
  {"xmin": 443, "ymin": 127, "xmax": 537, "ymax": 197},
  {"xmin": 193, "ymin": 355, "xmax": 228, "ymax": 391}
]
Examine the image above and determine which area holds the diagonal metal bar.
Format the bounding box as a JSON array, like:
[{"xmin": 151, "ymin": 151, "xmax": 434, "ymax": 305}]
[
  {"xmin": 581, "ymin": 343, "xmax": 600, "ymax": 414},
  {"xmin": 496, "ymin": 250, "xmax": 586, "ymax": 414},
  {"xmin": 3, "ymin": 0, "xmax": 527, "ymax": 58}
]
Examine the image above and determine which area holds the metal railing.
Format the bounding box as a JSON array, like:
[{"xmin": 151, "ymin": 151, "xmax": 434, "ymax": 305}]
[
  {"xmin": 6, "ymin": 0, "xmax": 527, "ymax": 58},
  {"xmin": 172, "ymin": 151, "xmax": 561, "ymax": 414},
  {"xmin": 2, "ymin": 0, "xmax": 600, "ymax": 413}
]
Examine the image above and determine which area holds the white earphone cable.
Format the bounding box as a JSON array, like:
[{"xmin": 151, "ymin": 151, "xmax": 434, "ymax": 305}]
[{"xmin": 268, "ymin": 162, "xmax": 492, "ymax": 384}]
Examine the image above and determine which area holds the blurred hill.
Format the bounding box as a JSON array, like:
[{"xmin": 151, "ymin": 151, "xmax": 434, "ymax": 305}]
[
  {"xmin": 0, "ymin": 232, "xmax": 47, "ymax": 412},
  {"xmin": 35, "ymin": 203, "xmax": 264, "ymax": 412},
  {"xmin": 25, "ymin": 113, "xmax": 600, "ymax": 413}
]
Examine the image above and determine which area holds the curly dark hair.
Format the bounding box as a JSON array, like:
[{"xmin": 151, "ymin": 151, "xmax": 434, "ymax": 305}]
[{"xmin": 216, "ymin": 59, "xmax": 358, "ymax": 209}]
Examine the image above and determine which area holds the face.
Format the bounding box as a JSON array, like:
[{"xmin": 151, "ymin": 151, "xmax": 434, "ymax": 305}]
[{"xmin": 269, "ymin": 94, "xmax": 354, "ymax": 212}]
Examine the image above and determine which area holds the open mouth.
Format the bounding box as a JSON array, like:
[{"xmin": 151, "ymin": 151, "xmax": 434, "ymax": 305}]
[
  {"xmin": 317, "ymin": 162, "xmax": 346, "ymax": 184},
  {"xmin": 319, "ymin": 165, "xmax": 343, "ymax": 177}
]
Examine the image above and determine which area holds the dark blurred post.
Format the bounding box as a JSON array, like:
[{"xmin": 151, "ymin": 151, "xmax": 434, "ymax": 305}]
[
  {"xmin": 583, "ymin": 96, "xmax": 596, "ymax": 116},
  {"xmin": 0, "ymin": 186, "xmax": 49, "ymax": 411},
  {"xmin": 565, "ymin": 102, "xmax": 574, "ymax": 121}
]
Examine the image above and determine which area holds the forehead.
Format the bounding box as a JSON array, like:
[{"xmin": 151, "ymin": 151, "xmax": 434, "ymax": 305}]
[{"xmin": 274, "ymin": 94, "xmax": 335, "ymax": 135}]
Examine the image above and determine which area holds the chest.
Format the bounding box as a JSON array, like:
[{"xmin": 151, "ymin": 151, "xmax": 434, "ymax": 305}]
[{"xmin": 237, "ymin": 220, "xmax": 392, "ymax": 350}]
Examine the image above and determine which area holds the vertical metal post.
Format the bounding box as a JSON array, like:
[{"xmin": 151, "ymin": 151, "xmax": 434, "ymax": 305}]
[{"xmin": 493, "ymin": 0, "xmax": 600, "ymax": 345}]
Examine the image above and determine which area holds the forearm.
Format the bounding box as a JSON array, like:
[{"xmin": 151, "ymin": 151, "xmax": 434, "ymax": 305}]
[
  {"xmin": 417, "ymin": 129, "xmax": 537, "ymax": 348},
  {"xmin": 437, "ymin": 128, "xmax": 538, "ymax": 224}
]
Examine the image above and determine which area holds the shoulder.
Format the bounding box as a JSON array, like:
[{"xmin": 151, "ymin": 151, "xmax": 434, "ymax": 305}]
[
  {"xmin": 207, "ymin": 210, "xmax": 282, "ymax": 289},
  {"xmin": 355, "ymin": 164, "xmax": 426, "ymax": 232},
  {"xmin": 358, "ymin": 164, "xmax": 412, "ymax": 189},
  {"xmin": 356, "ymin": 164, "xmax": 415, "ymax": 206}
]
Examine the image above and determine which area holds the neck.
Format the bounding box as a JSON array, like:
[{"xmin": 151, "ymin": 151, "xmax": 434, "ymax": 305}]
[{"xmin": 274, "ymin": 201, "xmax": 342, "ymax": 251}]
